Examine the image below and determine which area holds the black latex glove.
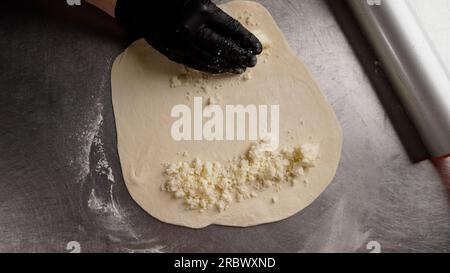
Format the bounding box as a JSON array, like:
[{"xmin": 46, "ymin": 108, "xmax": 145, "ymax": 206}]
[{"xmin": 115, "ymin": 0, "xmax": 262, "ymax": 74}]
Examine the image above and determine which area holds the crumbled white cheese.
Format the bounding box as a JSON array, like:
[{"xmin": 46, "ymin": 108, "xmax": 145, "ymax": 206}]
[
  {"xmin": 241, "ymin": 71, "xmax": 253, "ymax": 81},
  {"xmin": 170, "ymin": 76, "xmax": 182, "ymax": 88},
  {"xmin": 299, "ymin": 143, "xmax": 320, "ymax": 167},
  {"xmin": 205, "ymin": 94, "xmax": 223, "ymax": 108},
  {"xmin": 207, "ymin": 95, "xmax": 221, "ymax": 106},
  {"xmin": 239, "ymin": 11, "xmax": 258, "ymax": 28},
  {"xmin": 161, "ymin": 140, "xmax": 320, "ymax": 212}
]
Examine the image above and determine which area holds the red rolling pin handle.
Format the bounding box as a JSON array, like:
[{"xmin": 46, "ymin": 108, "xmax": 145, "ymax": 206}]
[{"xmin": 432, "ymin": 155, "xmax": 450, "ymax": 192}]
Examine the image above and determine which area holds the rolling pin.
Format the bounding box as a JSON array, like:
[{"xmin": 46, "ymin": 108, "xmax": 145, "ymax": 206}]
[{"xmin": 347, "ymin": 0, "xmax": 450, "ymax": 159}]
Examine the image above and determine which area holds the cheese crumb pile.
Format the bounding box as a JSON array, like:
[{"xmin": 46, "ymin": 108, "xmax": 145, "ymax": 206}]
[{"xmin": 161, "ymin": 141, "xmax": 320, "ymax": 212}]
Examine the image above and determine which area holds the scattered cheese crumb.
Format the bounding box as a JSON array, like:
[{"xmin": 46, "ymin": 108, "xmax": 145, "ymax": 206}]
[
  {"xmin": 201, "ymin": 85, "xmax": 210, "ymax": 93},
  {"xmin": 170, "ymin": 65, "xmax": 250, "ymax": 92},
  {"xmin": 176, "ymin": 151, "xmax": 189, "ymax": 157},
  {"xmin": 161, "ymin": 140, "xmax": 320, "ymax": 212},
  {"xmin": 239, "ymin": 11, "xmax": 258, "ymax": 28},
  {"xmin": 170, "ymin": 76, "xmax": 182, "ymax": 88},
  {"xmin": 271, "ymin": 197, "xmax": 278, "ymax": 204},
  {"xmin": 241, "ymin": 71, "xmax": 253, "ymax": 81},
  {"xmin": 207, "ymin": 97, "xmax": 217, "ymax": 106},
  {"xmin": 300, "ymin": 143, "xmax": 319, "ymax": 168},
  {"xmin": 207, "ymin": 94, "xmax": 222, "ymax": 106}
]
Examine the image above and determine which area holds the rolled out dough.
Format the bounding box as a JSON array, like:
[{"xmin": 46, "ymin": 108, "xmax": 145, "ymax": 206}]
[{"xmin": 111, "ymin": 0, "xmax": 342, "ymax": 228}]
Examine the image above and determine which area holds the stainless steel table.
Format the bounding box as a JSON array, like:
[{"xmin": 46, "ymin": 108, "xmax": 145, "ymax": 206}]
[{"xmin": 0, "ymin": 0, "xmax": 448, "ymax": 253}]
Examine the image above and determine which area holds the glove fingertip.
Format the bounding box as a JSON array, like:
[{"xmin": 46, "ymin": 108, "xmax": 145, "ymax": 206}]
[
  {"xmin": 253, "ymin": 40, "xmax": 263, "ymax": 55},
  {"xmin": 247, "ymin": 55, "xmax": 258, "ymax": 67}
]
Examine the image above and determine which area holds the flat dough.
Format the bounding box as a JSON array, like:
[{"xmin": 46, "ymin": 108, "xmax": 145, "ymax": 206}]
[{"xmin": 111, "ymin": 0, "xmax": 342, "ymax": 228}]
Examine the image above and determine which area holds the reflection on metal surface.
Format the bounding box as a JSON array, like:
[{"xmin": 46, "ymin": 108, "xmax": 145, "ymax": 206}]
[{"xmin": 348, "ymin": 0, "xmax": 450, "ymax": 158}]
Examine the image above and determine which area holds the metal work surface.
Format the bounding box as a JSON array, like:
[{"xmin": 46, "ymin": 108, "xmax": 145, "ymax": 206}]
[{"xmin": 0, "ymin": 0, "xmax": 449, "ymax": 253}]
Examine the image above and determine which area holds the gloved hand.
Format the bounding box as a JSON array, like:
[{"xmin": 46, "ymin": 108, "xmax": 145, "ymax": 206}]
[{"xmin": 115, "ymin": 0, "xmax": 262, "ymax": 74}]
